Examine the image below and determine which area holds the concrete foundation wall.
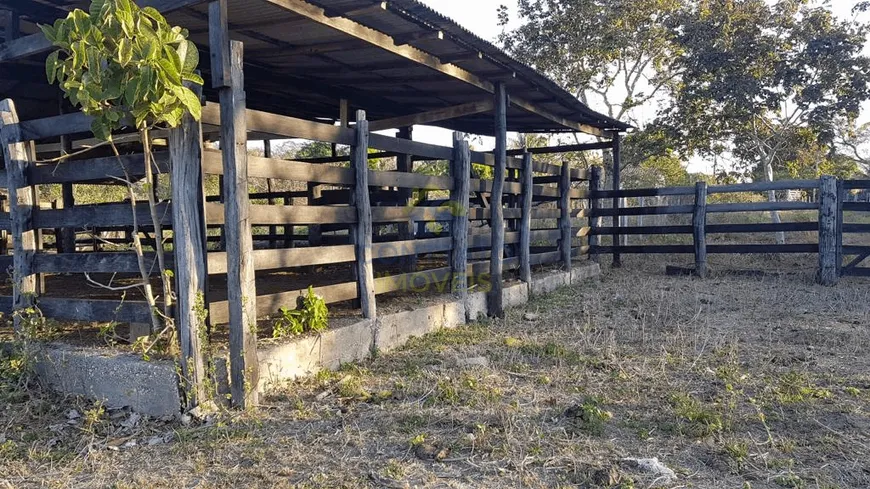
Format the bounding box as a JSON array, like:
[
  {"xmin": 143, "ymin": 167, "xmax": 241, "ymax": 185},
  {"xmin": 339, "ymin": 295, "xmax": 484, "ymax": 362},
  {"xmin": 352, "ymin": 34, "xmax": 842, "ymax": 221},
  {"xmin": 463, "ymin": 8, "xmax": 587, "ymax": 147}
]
[
  {"xmin": 31, "ymin": 263, "xmax": 600, "ymax": 415},
  {"xmin": 257, "ymin": 263, "xmax": 600, "ymax": 391}
]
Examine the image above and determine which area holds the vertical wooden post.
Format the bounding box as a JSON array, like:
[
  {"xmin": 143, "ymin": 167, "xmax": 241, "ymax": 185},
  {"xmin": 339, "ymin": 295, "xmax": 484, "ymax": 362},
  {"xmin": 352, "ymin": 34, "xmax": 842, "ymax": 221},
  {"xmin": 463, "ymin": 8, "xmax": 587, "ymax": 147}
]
[
  {"xmin": 835, "ymin": 179, "xmax": 844, "ymax": 274},
  {"xmin": 559, "ymin": 160, "xmax": 572, "ymax": 272},
  {"xmin": 169, "ymin": 84, "xmax": 209, "ymax": 408},
  {"xmin": 451, "ymin": 132, "xmax": 470, "ymax": 316},
  {"xmin": 396, "ymin": 126, "xmax": 417, "ymax": 272},
  {"xmin": 589, "ymin": 165, "xmax": 602, "ymax": 263},
  {"xmin": 351, "ymin": 110, "xmax": 376, "ymax": 319},
  {"xmin": 818, "ymin": 175, "xmax": 839, "ymax": 286},
  {"xmin": 59, "ymin": 99, "xmax": 76, "ymax": 254},
  {"xmin": 0, "ymin": 99, "xmax": 36, "ymax": 331},
  {"xmin": 692, "ymin": 181, "xmax": 708, "ymax": 278},
  {"xmin": 488, "ymin": 82, "xmax": 507, "ymax": 318},
  {"xmin": 611, "ymin": 136, "xmax": 622, "ymax": 268},
  {"xmin": 263, "ymin": 140, "xmax": 279, "ymax": 249},
  {"xmin": 284, "ymin": 192, "xmax": 294, "ymax": 248},
  {"xmin": 211, "ymin": 15, "xmax": 259, "ymax": 406},
  {"xmin": 519, "ymin": 152, "xmax": 533, "ymax": 284}
]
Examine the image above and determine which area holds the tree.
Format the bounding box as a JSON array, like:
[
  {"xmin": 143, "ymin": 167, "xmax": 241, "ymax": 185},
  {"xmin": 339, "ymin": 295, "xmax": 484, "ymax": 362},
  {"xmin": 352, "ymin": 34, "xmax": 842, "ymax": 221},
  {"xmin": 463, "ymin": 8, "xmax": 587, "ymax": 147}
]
[
  {"xmin": 41, "ymin": 0, "xmax": 202, "ymax": 336},
  {"xmin": 663, "ymin": 0, "xmax": 870, "ymax": 242},
  {"xmin": 498, "ymin": 0, "xmax": 688, "ymax": 184},
  {"xmin": 500, "ymin": 0, "xmax": 684, "ymax": 128}
]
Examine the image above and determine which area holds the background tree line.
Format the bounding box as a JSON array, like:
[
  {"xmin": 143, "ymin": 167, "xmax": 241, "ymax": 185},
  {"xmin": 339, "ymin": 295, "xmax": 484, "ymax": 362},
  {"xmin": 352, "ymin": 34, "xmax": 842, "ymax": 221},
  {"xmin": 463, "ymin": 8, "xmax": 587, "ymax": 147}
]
[{"xmin": 498, "ymin": 0, "xmax": 870, "ymax": 188}]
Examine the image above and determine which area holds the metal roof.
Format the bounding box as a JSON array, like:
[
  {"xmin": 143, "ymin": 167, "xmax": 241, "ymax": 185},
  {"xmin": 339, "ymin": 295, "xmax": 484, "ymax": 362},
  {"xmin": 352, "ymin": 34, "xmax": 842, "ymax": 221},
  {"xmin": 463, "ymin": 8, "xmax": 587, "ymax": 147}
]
[{"xmin": 0, "ymin": 0, "xmax": 630, "ymax": 136}]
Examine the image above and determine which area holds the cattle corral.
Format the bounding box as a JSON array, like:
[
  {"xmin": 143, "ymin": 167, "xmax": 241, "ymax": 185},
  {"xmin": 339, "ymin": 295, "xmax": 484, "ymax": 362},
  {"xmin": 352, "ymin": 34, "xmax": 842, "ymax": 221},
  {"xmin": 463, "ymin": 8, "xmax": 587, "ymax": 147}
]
[
  {"xmin": 0, "ymin": 0, "xmax": 867, "ymax": 418},
  {"xmin": 0, "ymin": 0, "xmax": 631, "ymax": 411}
]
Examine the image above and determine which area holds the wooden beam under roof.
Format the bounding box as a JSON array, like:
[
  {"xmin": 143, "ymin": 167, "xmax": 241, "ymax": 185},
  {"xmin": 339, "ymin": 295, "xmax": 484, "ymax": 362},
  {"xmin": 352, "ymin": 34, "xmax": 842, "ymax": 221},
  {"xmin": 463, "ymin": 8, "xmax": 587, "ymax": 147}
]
[
  {"xmin": 0, "ymin": 0, "xmax": 209, "ymax": 63},
  {"xmin": 394, "ymin": 30, "xmax": 443, "ymax": 46},
  {"xmin": 259, "ymin": 0, "xmax": 609, "ymax": 137},
  {"xmin": 324, "ymin": 2, "xmax": 387, "ymax": 18},
  {"xmin": 368, "ymin": 99, "xmax": 494, "ymax": 131}
]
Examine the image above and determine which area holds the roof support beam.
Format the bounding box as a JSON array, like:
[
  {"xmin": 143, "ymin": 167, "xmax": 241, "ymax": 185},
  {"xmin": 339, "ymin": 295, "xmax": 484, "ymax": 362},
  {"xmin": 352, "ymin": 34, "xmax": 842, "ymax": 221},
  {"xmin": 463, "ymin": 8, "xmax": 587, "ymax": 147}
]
[
  {"xmin": 394, "ymin": 30, "xmax": 443, "ymax": 46},
  {"xmin": 511, "ymin": 96, "xmax": 610, "ymax": 138},
  {"xmin": 0, "ymin": 0, "xmax": 210, "ymax": 63},
  {"xmin": 324, "ymin": 2, "xmax": 387, "ymax": 18},
  {"xmin": 368, "ymin": 99, "xmax": 494, "ymax": 131}
]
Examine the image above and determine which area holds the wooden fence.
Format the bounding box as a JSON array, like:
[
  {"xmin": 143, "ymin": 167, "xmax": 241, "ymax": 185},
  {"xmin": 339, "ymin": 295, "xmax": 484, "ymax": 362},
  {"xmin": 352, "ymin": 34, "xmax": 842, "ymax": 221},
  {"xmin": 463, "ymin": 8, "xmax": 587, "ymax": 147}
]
[
  {"xmin": 0, "ymin": 89, "xmax": 595, "ymax": 407},
  {"xmin": 589, "ymin": 177, "xmax": 870, "ymax": 284}
]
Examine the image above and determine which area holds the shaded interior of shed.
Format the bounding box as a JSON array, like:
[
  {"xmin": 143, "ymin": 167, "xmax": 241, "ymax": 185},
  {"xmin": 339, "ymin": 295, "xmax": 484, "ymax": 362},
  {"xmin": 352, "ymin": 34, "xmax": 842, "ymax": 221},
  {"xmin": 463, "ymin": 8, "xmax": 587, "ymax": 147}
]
[{"xmin": 0, "ymin": 0, "xmax": 629, "ymax": 136}]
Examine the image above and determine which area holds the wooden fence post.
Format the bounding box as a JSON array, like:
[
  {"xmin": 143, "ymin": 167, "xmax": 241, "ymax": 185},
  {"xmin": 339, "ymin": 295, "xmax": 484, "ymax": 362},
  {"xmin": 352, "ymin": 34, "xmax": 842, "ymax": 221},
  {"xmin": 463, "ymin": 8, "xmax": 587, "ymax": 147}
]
[
  {"xmin": 211, "ymin": 15, "xmax": 259, "ymax": 407},
  {"xmin": 351, "ymin": 110, "xmax": 376, "ymax": 319},
  {"xmin": 397, "ymin": 126, "xmax": 417, "ymax": 272},
  {"xmin": 263, "ymin": 140, "xmax": 278, "ymax": 249},
  {"xmin": 692, "ymin": 181, "xmax": 708, "ymax": 278},
  {"xmin": 451, "ymin": 132, "xmax": 470, "ymax": 316},
  {"xmin": 169, "ymin": 83, "xmax": 209, "ymax": 408},
  {"xmin": 611, "ymin": 136, "xmax": 622, "ymax": 268},
  {"xmin": 559, "ymin": 160, "xmax": 572, "ymax": 272},
  {"xmin": 488, "ymin": 83, "xmax": 507, "ymax": 318},
  {"xmin": 818, "ymin": 175, "xmax": 839, "ymax": 286},
  {"xmin": 589, "ymin": 165, "xmax": 602, "ymax": 263},
  {"xmin": 835, "ymin": 179, "xmax": 844, "ymax": 274},
  {"xmin": 519, "ymin": 152, "xmax": 533, "ymax": 284},
  {"xmin": 0, "ymin": 99, "xmax": 36, "ymax": 331}
]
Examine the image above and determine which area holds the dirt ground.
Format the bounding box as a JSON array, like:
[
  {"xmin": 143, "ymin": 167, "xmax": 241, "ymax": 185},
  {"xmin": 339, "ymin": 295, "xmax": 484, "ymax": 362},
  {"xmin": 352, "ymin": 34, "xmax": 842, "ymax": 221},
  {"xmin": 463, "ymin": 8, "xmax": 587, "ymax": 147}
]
[{"xmin": 2, "ymin": 254, "xmax": 870, "ymax": 489}]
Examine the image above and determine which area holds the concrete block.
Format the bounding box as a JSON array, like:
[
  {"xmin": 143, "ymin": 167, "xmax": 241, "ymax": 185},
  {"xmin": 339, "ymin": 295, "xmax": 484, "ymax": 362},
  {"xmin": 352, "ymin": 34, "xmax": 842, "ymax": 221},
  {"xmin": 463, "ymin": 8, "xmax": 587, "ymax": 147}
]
[
  {"xmin": 467, "ymin": 291, "xmax": 488, "ymax": 321},
  {"xmin": 571, "ymin": 262, "xmax": 601, "ymax": 284},
  {"xmin": 530, "ymin": 271, "xmax": 570, "ymax": 296},
  {"xmin": 34, "ymin": 345, "xmax": 181, "ymax": 417},
  {"xmin": 258, "ymin": 334, "xmax": 322, "ymax": 389},
  {"xmin": 502, "ymin": 283, "xmax": 529, "ymax": 309},
  {"xmin": 442, "ymin": 300, "xmax": 466, "ymax": 329},
  {"xmin": 319, "ymin": 319, "xmax": 375, "ymax": 369},
  {"xmin": 376, "ymin": 304, "xmax": 445, "ymax": 353}
]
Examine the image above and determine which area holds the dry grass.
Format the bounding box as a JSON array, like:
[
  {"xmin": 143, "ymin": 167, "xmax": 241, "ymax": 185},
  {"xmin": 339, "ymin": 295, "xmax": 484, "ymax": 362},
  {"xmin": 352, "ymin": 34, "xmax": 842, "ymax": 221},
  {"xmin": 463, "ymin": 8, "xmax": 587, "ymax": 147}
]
[{"xmin": 3, "ymin": 255, "xmax": 870, "ymax": 488}]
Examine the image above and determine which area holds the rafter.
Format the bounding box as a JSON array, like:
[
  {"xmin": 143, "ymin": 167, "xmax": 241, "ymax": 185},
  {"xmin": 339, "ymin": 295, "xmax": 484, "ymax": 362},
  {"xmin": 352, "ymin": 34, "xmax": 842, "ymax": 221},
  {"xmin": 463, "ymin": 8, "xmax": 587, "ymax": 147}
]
[{"xmin": 368, "ymin": 99, "xmax": 494, "ymax": 131}]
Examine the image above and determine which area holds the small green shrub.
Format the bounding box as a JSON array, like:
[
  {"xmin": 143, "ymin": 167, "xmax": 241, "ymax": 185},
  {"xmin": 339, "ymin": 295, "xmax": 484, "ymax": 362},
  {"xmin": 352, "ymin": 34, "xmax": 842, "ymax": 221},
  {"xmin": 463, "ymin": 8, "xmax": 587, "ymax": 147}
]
[{"xmin": 272, "ymin": 286, "xmax": 328, "ymax": 338}]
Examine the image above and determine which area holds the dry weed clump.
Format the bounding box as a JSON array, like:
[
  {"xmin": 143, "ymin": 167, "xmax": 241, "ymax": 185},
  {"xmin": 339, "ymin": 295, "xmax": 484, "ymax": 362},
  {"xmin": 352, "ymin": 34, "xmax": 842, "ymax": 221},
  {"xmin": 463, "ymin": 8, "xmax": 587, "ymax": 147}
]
[{"xmin": 1, "ymin": 255, "xmax": 869, "ymax": 488}]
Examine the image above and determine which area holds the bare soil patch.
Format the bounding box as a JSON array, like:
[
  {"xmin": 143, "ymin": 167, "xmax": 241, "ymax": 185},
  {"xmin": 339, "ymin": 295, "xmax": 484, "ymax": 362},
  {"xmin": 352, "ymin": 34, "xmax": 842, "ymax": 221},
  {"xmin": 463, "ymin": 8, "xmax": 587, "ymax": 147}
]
[{"xmin": 3, "ymin": 255, "xmax": 870, "ymax": 488}]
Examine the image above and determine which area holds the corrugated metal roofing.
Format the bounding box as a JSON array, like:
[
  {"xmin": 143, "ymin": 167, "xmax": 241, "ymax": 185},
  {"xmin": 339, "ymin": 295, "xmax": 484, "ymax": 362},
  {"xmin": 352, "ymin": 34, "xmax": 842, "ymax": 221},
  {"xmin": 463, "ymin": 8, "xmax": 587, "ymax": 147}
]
[{"xmin": 0, "ymin": 0, "xmax": 629, "ymax": 135}]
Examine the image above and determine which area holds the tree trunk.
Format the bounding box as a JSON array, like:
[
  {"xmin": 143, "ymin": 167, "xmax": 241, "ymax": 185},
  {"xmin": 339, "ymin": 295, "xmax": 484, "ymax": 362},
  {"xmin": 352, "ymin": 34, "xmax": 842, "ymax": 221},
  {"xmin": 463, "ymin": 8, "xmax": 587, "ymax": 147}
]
[{"xmin": 763, "ymin": 157, "xmax": 785, "ymax": 245}]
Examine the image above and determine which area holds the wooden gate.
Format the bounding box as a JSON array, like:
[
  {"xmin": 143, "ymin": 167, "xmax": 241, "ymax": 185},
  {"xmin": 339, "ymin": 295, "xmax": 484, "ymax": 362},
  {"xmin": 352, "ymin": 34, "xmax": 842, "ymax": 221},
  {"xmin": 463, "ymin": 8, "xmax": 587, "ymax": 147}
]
[{"xmin": 839, "ymin": 180, "xmax": 870, "ymax": 277}]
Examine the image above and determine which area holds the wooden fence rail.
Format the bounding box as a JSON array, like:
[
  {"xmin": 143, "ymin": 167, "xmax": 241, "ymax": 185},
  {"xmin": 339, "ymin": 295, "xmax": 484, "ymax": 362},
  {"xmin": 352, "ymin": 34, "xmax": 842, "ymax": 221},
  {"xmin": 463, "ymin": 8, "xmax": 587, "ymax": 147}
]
[{"xmin": 589, "ymin": 175, "xmax": 870, "ymax": 285}]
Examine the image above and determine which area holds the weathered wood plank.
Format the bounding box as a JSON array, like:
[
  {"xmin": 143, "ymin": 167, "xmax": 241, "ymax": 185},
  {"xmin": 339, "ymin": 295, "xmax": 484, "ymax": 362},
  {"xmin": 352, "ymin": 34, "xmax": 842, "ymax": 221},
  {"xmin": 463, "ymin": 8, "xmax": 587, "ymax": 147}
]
[
  {"xmin": 0, "ymin": 99, "xmax": 37, "ymax": 330},
  {"xmin": 559, "ymin": 161, "xmax": 572, "ymax": 271},
  {"xmin": 817, "ymin": 175, "xmax": 838, "ymax": 285},
  {"xmin": 369, "ymin": 100, "xmax": 494, "ymax": 131},
  {"xmin": 519, "ymin": 153, "xmax": 532, "ymax": 283},
  {"xmin": 707, "ymin": 202, "xmax": 819, "ymax": 213},
  {"xmin": 169, "ymin": 89, "xmax": 209, "ymax": 407},
  {"xmin": 33, "ymin": 152, "xmax": 169, "ymax": 184},
  {"xmin": 351, "ymin": 111, "xmax": 376, "ymax": 320},
  {"xmin": 219, "ymin": 40, "xmax": 258, "ymax": 408},
  {"xmin": 33, "ymin": 202, "xmax": 171, "ymax": 228},
  {"xmin": 38, "ymin": 297, "xmax": 154, "ymax": 324},
  {"xmin": 450, "ymin": 133, "xmax": 470, "ymax": 313},
  {"xmin": 488, "ymin": 83, "xmax": 507, "ymax": 318},
  {"xmin": 32, "ymin": 252, "xmax": 164, "ymax": 274},
  {"xmin": 693, "ymin": 181, "xmax": 708, "ymax": 278}
]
